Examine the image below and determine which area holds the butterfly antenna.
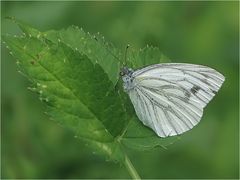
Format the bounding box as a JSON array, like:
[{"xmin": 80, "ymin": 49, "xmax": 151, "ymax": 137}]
[{"xmin": 124, "ymin": 44, "xmax": 130, "ymax": 66}]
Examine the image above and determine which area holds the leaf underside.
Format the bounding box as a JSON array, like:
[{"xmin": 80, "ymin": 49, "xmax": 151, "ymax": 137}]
[{"xmin": 3, "ymin": 18, "xmax": 178, "ymax": 163}]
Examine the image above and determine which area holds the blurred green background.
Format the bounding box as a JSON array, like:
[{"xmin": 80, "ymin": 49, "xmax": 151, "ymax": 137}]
[{"xmin": 1, "ymin": 1, "xmax": 239, "ymax": 179}]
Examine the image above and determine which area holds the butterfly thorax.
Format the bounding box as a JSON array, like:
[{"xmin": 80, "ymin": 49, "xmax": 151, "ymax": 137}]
[{"xmin": 120, "ymin": 67, "xmax": 134, "ymax": 92}]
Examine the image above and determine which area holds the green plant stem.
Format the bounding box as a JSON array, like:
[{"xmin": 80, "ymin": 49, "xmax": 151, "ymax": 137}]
[{"xmin": 124, "ymin": 154, "xmax": 141, "ymax": 179}]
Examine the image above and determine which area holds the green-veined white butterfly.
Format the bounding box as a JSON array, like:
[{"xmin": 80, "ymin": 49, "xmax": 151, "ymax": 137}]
[{"xmin": 120, "ymin": 63, "xmax": 225, "ymax": 137}]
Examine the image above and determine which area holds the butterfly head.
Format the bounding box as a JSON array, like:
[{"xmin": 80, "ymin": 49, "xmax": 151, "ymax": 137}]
[
  {"xmin": 120, "ymin": 67, "xmax": 134, "ymax": 92},
  {"xmin": 120, "ymin": 67, "xmax": 134, "ymax": 77}
]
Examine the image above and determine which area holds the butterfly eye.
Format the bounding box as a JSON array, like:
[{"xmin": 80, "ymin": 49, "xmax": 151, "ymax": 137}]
[{"xmin": 120, "ymin": 71, "xmax": 124, "ymax": 76}]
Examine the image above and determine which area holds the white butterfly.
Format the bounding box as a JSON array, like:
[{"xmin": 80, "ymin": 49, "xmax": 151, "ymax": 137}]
[{"xmin": 121, "ymin": 63, "xmax": 225, "ymax": 137}]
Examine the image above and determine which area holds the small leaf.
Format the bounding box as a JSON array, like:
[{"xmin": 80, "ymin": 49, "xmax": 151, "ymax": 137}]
[
  {"xmin": 128, "ymin": 46, "xmax": 170, "ymax": 69},
  {"xmin": 44, "ymin": 26, "xmax": 122, "ymax": 85}
]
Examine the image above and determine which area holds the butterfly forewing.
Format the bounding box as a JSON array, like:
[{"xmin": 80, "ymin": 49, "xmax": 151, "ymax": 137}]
[{"xmin": 129, "ymin": 63, "xmax": 225, "ymax": 137}]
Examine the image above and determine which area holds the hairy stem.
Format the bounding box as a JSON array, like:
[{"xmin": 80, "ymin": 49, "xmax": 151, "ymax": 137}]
[{"xmin": 124, "ymin": 154, "xmax": 141, "ymax": 179}]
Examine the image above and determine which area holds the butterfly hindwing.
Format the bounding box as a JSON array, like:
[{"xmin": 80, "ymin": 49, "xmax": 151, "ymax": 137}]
[{"xmin": 129, "ymin": 63, "xmax": 225, "ymax": 137}]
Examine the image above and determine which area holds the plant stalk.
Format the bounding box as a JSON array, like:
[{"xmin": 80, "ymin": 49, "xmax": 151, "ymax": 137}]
[{"xmin": 124, "ymin": 154, "xmax": 141, "ymax": 179}]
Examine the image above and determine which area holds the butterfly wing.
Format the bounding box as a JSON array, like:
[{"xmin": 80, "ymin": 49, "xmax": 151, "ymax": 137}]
[{"xmin": 129, "ymin": 63, "xmax": 225, "ymax": 137}]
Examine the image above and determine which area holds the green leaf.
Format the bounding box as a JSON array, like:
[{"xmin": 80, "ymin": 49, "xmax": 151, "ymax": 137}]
[
  {"xmin": 128, "ymin": 45, "xmax": 170, "ymax": 69},
  {"xmin": 5, "ymin": 16, "xmax": 41, "ymax": 38},
  {"xmin": 3, "ymin": 35, "xmax": 127, "ymax": 162},
  {"xmin": 45, "ymin": 26, "xmax": 122, "ymax": 86},
  {"xmin": 6, "ymin": 17, "xmax": 122, "ymax": 85},
  {"xmin": 3, "ymin": 19, "xmax": 179, "ymax": 163}
]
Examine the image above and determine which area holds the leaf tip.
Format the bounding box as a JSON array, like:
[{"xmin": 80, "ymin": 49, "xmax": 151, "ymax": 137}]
[{"xmin": 5, "ymin": 16, "xmax": 16, "ymax": 21}]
